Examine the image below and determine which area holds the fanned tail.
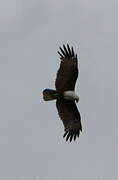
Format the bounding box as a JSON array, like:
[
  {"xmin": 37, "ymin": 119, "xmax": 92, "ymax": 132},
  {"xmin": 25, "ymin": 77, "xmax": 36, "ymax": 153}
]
[{"xmin": 43, "ymin": 89, "xmax": 60, "ymax": 101}]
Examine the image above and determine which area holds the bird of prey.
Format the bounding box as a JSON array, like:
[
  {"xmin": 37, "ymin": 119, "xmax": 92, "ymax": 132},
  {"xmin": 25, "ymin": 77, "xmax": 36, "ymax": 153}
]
[{"xmin": 43, "ymin": 44, "xmax": 82, "ymax": 142}]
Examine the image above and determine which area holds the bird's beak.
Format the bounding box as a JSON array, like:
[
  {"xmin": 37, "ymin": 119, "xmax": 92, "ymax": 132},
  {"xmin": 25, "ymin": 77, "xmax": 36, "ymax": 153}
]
[
  {"xmin": 76, "ymin": 96, "xmax": 79, "ymax": 103},
  {"xmin": 76, "ymin": 98, "xmax": 79, "ymax": 103}
]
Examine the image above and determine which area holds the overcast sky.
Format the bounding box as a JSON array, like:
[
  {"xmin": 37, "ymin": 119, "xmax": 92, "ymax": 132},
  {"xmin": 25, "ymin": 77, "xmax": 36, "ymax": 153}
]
[{"xmin": 0, "ymin": 0, "xmax": 118, "ymax": 179}]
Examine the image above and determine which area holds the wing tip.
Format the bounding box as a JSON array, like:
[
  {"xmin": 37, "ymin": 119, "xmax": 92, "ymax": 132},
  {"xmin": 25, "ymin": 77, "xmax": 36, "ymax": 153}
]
[
  {"xmin": 58, "ymin": 44, "xmax": 77, "ymax": 60},
  {"xmin": 63, "ymin": 129, "xmax": 81, "ymax": 142}
]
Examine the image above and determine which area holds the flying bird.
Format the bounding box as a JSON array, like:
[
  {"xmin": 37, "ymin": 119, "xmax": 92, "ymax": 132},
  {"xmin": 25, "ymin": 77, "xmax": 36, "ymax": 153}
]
[{"xmin": 43, "ymin": 44, "xmax": 82, "ymax": 142}]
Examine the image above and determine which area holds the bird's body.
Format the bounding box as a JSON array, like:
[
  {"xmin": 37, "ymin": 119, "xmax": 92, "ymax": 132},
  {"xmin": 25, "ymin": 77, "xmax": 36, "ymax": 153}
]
[
  {"xmin": 43, "ymin": 44, "xmax": 82, "ymax": 142},
  {"xmin": 43, "ymin": 89, "xmax": 79, "ymax": 102}
]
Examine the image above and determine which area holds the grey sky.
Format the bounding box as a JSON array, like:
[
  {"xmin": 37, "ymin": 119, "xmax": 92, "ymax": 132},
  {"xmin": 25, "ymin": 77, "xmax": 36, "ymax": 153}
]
[{"xmin": 0, "ymin": 0, "xmax": 118, "ymax": 179}]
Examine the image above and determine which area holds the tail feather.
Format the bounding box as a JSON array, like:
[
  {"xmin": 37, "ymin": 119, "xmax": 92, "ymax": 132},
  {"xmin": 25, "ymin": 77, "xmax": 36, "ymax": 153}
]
[{"xmin": 43, "ymin": 89, "xmax": 59, "ymax": 101}]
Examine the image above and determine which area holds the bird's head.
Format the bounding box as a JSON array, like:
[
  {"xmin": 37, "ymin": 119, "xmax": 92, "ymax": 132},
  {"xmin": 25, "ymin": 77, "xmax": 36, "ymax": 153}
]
[{"xmin": 63, "ymin": 91, "xmax": 79, "ymax": 103}]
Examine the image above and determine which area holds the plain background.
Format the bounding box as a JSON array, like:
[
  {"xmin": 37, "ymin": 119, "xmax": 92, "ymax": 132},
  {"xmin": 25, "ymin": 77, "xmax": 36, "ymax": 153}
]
[{"xmin": 0, "ymin": 0, "xmax": 118, "ymax": 179}]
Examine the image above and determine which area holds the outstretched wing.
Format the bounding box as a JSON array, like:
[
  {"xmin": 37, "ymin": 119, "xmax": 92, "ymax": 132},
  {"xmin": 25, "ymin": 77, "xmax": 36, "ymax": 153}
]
[
  {"xmin": 56, "ymin": 99, "xmax": 82, "ymax": 142},
  {"xmin": 55, "ymin": 44, "xmax": 78, "ymax": 92}
]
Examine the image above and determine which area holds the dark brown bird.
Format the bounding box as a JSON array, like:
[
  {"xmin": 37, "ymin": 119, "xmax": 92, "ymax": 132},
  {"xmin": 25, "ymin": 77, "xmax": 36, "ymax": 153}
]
[{"xmin": 43, "ymin": 44, "xmax": 82, "ymax": 142}]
